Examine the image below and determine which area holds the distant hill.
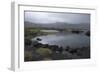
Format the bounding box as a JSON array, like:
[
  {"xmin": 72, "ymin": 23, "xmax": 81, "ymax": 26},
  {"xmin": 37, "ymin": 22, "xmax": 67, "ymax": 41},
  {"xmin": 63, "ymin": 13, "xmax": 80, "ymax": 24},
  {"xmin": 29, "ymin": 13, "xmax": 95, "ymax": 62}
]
[{"xmin": 24, "ymin": 21, "xmax": 90, "ymax": 30}]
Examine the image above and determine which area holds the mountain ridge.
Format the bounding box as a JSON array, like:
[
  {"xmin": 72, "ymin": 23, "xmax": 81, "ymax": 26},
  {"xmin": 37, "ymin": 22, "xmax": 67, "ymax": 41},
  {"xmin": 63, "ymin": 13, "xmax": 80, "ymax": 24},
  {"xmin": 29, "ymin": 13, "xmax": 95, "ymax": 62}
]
[{"xmin": 24, "ymin": 21, "xmax": 90, "ymax": 30}]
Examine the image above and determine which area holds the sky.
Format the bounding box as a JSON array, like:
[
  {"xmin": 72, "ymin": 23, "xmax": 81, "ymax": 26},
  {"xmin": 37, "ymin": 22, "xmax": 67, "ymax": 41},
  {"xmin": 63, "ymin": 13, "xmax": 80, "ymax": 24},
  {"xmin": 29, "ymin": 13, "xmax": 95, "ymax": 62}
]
[{"xmin": 24, "ymin": 11, "xmax": 90, "ymax": 24}]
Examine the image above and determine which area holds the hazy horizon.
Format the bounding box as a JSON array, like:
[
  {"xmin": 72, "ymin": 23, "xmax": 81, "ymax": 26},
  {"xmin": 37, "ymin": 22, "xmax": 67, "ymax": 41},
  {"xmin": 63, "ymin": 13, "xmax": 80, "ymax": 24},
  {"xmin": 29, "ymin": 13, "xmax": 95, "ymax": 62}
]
[{"xmin": 24, "ymin": 11, "xmax": 90, "ymax": 25}]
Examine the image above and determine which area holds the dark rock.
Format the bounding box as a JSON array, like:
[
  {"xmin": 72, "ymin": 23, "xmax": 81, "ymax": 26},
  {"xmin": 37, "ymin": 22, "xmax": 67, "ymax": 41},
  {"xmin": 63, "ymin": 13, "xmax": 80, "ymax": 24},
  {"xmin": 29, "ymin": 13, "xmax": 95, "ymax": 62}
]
[
  {"xmin": 72, "ymin": 30, "xmax": 80, "ymax": 34},
  {"xmin": 85, "ymin": 31, "xmax": 90, "ymax": 36},
  {"xmin": 36, "ymin": 38, "xmax": 42, "ymax": 41},
  {"xmin": 25, "ymin": 38, "xmax": 32, "ymax": 46},
  {"xmin": 69, "ymin": 49, "xmax": 77, "ymax": 54}
]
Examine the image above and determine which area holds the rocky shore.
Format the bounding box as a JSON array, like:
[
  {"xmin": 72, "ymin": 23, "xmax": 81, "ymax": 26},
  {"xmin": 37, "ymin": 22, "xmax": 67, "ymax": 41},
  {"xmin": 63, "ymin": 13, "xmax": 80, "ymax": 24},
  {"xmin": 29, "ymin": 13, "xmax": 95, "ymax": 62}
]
[{"xmin": 24, "ymin": 39, "xmax": 90, "ymax": 61}]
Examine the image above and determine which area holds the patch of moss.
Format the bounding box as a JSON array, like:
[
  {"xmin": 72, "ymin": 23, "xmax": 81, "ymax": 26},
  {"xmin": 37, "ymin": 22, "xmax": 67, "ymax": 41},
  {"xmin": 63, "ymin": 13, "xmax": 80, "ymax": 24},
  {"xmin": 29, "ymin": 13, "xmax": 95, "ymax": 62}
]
[
  {"xmin": 36, "ymin": 48, "xmax": 52, "ymax": 58},
  {"xmin": 24, "ymin": 51, "xmax": 33, "ymax": 61}
]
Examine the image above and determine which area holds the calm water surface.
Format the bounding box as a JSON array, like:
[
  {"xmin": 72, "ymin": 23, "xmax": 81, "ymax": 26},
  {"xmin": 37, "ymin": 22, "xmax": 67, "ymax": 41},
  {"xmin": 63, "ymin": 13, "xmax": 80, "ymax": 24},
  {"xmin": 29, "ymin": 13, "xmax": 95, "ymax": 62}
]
[{"xmin": 32, "ymin": 33, "xmax": 90, "ymax": 49}]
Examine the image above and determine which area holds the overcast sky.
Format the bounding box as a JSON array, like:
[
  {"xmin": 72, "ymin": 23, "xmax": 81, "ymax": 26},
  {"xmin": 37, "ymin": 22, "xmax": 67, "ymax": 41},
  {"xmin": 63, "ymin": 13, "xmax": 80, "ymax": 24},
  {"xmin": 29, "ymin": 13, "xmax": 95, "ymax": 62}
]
[{"xmin": 24, "ymin": 11, "xmax": 90, "ymax": 24}]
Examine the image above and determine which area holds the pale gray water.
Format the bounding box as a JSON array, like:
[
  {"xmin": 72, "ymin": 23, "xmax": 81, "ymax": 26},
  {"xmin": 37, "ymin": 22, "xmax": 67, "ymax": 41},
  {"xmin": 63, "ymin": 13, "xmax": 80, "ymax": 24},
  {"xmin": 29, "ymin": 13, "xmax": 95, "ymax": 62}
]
[
  {"xmin": 32, "ymin": 33, "xmax": 90, "ymax": 49},
  {"xmin": 40, "ymin": 30, "xmax": 59, "ymax": 33}
]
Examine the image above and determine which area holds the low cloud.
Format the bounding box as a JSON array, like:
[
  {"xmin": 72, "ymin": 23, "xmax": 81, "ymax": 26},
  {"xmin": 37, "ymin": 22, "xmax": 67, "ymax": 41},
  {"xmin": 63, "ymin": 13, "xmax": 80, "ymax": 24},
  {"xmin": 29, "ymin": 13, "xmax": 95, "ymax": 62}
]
[{"xmin": 24, "ymin": 11, "xmax": 90, "ymax": 24}]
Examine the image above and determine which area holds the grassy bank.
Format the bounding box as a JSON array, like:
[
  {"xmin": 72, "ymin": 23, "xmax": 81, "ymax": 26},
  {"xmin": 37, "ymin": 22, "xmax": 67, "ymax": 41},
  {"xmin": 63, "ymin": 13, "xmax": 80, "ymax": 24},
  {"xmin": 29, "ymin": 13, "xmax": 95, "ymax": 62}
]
[{"xmin": 25, "ymin": 28, "xmax": 58, "ymax": 39}]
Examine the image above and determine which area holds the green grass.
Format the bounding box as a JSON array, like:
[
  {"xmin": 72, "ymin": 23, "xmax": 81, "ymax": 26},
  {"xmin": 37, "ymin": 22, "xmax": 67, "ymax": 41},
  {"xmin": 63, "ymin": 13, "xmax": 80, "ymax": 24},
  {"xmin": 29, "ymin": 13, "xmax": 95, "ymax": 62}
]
[
  {"xmin": 25, "ymin": 28, "xmax": 58, "ymax": 39},
  {"xmin": 36, "ymin": 48, "xmax": 52, "ymax": 57},
  {"xmin": 24, "ymin": 51, "xmax": 33, "ymax": 61}
]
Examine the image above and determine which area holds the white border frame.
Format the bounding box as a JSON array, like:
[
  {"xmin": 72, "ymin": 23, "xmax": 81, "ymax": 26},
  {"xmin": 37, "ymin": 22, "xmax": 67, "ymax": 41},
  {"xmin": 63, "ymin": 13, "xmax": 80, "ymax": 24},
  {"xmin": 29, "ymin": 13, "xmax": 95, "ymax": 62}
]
[{"xmin": 11, "ymin": 2, "xmax": 97, "ymax": 71}]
